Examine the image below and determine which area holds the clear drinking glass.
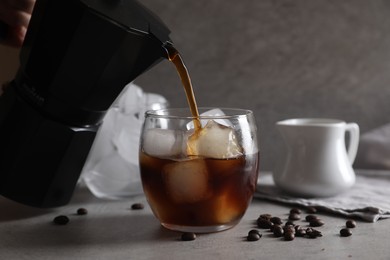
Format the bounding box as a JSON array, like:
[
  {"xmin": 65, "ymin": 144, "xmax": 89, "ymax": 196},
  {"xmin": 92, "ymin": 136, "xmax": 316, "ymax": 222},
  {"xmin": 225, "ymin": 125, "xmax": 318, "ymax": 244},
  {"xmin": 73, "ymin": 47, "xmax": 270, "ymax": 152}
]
[{"xmin": 139, "ymin": 108, "xmax": 259, "ymax": 233}]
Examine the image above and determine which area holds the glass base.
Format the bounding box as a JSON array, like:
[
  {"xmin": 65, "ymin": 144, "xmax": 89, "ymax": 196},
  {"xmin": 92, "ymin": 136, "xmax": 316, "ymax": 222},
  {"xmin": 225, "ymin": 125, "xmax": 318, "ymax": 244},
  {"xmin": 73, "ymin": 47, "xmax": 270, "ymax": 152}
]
[{"xmin": 161, "ymin": 220, "xmax": 239, "ymax": 233}]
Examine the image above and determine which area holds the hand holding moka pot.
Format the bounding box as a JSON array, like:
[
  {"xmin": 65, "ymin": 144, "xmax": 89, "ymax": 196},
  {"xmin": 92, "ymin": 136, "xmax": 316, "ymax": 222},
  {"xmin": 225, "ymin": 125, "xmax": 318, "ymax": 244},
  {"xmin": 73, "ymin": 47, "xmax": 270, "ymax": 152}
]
[{"xmin": 0, "ymin": 0, "xmax": 172, "ymax": 208}]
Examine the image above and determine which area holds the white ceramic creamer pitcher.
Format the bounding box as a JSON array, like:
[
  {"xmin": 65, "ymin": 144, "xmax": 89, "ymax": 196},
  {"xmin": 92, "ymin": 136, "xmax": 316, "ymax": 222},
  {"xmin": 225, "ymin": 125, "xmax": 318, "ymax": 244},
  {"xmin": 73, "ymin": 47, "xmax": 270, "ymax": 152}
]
[{"xmin": 273, "ymin": 118, "xmax": 359, "ymax": 197}]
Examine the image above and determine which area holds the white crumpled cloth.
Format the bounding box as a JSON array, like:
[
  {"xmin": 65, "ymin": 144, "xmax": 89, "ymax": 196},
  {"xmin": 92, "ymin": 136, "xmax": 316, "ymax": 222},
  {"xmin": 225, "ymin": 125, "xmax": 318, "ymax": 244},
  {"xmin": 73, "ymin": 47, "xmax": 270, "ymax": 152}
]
[
  {"xmin": 254, "ymin": 170, "xmax": 390, "ymax": 222},
  {"xmin": 354, "ymin": 123, "xmax": 390, "ymax": 170}
]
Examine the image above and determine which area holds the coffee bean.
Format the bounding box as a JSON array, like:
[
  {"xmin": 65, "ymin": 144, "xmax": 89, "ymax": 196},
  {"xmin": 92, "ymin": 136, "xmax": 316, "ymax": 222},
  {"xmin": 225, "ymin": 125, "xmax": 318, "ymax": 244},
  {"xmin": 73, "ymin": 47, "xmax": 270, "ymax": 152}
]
[
  {"xmin": 346, "ymin": 219, "xmax": 356, "ymax": 228},
  {"xmin": 247, "ymin": 232, "xmax": 261, "ymax": 241},
  {"xmin": 285, "ymin": 221, "xmax": 295, "ymax": 227},
  {"xmin": 269, "ymin": 225, "xmax": 275, "ymax": 232},
  {"xmin": 131, "ymin": 203, "xmax": 144, "ymax": 210},
  {"xmin": 305, "ymin": 214, "xmax": 318, "ymax": 222},
  {"xmin": 77, "ymin": 208, "xmax": 88, "ymax": 215},
  {"xmin": 259, "ymin": 214, "xmax": 272, "ymax": 220},
  {"xmin": 284, "ymin": 231, "xmax": 295, "ymax": 241},
  {"xmin": 181, "ymin": 232, "xmax": 196, "ymax": 241},
  {"xmin": 306, "ymin": 228, "xmax": 322, "ymax": 238},
  {"xmin": 257, "ymin": 218, "xmax": 274, "ymax": 229},
  {"xmin": 289, "ymin": 213, "xmax": 301, "ymax": 221},
  {"xmin": 284, "ymin": 225, "xmax": 295, "ymax": 234},
  {"xmin": 306, "ymin": 207, "xmax": 317, "ymax": 214},
  {"xmin": 248, "ymin": 229, "xmax": 262, "ymax": 237},
  {"xmin": 340, "ymin": 228, "xmax": 352, "ymax": 237},
  {"xmin": 310, "ymin": 219, "xmax": 324, "ymax": 227},
  {"xmin": 295, "ymin": 228, "xmax": 306, "ymax": 237},
  {"xmin": 294, "ymin": 225, "xmax": 302, "ymax": 232},
  {"xmin": 290, "ymin": 208, "xmax": 302, "ymax": 214},
  {"xmin": 53, "ymin": 215, "xmax": 69, "ymax": 225},
  {"xmin": 273, "ymin": 225, "xmax": 284, "ymax": 237},
  {"xmin": 270, "ymin": 216, "xmax": 283, "ymax": 225}
]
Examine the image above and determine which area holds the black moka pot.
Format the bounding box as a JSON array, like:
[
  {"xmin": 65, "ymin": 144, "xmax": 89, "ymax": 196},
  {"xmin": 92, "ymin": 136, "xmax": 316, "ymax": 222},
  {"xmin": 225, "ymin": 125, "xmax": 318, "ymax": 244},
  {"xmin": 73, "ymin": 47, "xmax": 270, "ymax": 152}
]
[{"xmin": 0, "ymin": 0, "xmax": 172, "ymax": 208}]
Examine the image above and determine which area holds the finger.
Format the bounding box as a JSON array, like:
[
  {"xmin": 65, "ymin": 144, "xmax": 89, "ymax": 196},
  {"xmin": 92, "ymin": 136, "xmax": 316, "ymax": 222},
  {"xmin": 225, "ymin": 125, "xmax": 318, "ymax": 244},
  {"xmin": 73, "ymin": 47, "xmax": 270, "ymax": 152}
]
[
  {"xmin": 2, "ymin": 25, "xmax": 27, "ymax": 47},
  {"xmin": 0, "ymin": 10, "xmax": 31, "ymax": 28},
  {"xmin": 5, "ymin": 0, "xmax": 36, "ymax": 14}
]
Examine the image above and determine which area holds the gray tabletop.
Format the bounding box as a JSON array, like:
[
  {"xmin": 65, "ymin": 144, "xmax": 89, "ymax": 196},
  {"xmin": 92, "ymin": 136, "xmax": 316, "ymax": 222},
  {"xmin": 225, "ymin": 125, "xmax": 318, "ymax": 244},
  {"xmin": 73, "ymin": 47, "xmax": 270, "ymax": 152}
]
[{"xmin": 1, "ymin": 172, "xmax": 389, "ymax": 260}]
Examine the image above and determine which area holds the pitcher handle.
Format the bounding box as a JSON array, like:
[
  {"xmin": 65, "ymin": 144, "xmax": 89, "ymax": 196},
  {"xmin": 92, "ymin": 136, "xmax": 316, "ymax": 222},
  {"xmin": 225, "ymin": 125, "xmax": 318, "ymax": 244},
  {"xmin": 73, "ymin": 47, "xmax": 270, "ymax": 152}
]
[{"xmin": 345, "ymin": 123, "xmax": 360, "ymax": 164}]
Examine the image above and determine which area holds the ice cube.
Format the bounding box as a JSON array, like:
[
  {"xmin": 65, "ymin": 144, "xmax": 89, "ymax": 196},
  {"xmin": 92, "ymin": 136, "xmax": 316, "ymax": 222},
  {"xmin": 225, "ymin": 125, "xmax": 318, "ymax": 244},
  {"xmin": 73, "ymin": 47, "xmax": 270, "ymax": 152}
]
[
  {"xmin": 143, "ymin": 129, "xmax": 183, "ymax": 157},
  {"xmin": 186, "ymin": 108, "xmax": 232, "ymax": 129},
  {"xmin": 187, "ymin": 120, "xmax": 243, "ymax": 159},
  {"xmin": 212, "ymin": 191, "xmax": 242, "ymax": 224},
  {"xmin": 163, "ymin": 159, "xmax": 211, "ymax": 203}
]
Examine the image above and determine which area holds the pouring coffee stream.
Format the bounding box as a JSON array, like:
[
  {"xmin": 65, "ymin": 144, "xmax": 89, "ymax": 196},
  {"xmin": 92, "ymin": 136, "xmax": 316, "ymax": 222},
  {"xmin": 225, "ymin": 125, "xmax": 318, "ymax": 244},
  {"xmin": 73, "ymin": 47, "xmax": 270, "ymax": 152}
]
[{"xmin": 163, "ymin": 44, "xmax": 202, "ymax": 131}]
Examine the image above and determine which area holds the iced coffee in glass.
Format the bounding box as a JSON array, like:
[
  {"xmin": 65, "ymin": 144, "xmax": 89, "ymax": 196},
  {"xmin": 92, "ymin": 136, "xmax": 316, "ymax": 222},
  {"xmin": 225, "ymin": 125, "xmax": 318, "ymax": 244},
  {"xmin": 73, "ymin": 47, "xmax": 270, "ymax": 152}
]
[{"xmin": 139, "ymin": 108, "xmax": 259, "ymax": 233}]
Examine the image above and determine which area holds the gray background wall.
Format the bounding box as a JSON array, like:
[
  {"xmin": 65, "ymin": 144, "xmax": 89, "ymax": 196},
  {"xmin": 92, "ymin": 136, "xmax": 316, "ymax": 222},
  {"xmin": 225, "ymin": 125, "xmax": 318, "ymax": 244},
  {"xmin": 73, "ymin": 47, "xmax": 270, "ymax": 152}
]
[
  {"xmin": 1, "ymin": 0, "xmax": 389, "ymax": 171},
  {"xmin": 135, "ymin": 0, "xmax": 390, "ymax": 171}
]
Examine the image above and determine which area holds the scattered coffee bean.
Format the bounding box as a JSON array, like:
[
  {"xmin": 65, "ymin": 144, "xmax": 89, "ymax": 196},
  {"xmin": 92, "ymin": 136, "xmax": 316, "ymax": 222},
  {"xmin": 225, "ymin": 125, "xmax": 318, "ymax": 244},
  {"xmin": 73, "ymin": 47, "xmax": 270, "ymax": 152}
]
[
  {"xmin": 53, "ymin": 215, "xmax": 69, "ymax": 225},
  {"xmin": 269, "ymin": 224, "xmax": 277, "ymax": 232},
  {"xmin": 340, "ymin": 228, "xmax": 352, "ymax": 237},
  {"xmin": 77, "ymin": 208, "xmax": 88, "ymax": 215},
  {"xmin": 273, "ymin": 225, "xmax": 284, "ymax": 237},
  {"xmin": 306, "ymin": 207, "xmax": 317, "ymax": 214},
  {"xmin": 253, "ymin": 210, "xmax": 361, "ymax": 242},
  {"xmin": 295, "ymin": 228, "xmax": 306, "ymax": 237},
  {"xmin": 284, "ymin": 231, "xmax": 295, "ymax": 241},
  {"xmin": 310, "ymin": 219, "xmax": 324, "ymax": 227},
  {"xmin": 247, "ymin": 231, "xmax": 262, "ymax": 241},
  {"xmin": 289, "ymin": 213, "xmax": 301, "ymax": 221},
  {"xmin": 181, "ymin": 232, "xmax": 196, "ymax": 241},
  {"xmin": 248, "ymin": 229, "xmax": 262, "ymax": 237},
  {"xmin": 346, "ymin": 219, "xmax": 356, "ymax": 228},
  {"xmin": 131, "ymin": 203, "xmax": 145, "ymax": 210},
  {"xmin": 290, "ymin": 208, "xmax": 302, "ymax": 214},
  {"xmin": 257, "ymin": 218, "xmax": 274, "ymax": 229},
  {"xmin": 268, "ymin": 224, "xmax": 274, "ymax": 232},
  {"xmin": 306, "ymin": 228, "xmax": 322, "ymax": 238},
  {"xmin": 259, "ymin": 213, "xmax": 272, "ymax": 220},
  {"xmin": 284, "ymin": 224, "xmax": 295, "ymax": 234},
  {"xmin": 294, "ymin": 225, "xmax": 302, "ymax": 232},
  {"xmin": 285, "ymin": 221, "xmax": 295, "ymax": 226},
  {"xmin": 270, "ymin": 216, "xmax": 283, "ymax": 225},
  {"xmin": 305, "ymin": 214, "xmax": 318, "ymax": 222}
]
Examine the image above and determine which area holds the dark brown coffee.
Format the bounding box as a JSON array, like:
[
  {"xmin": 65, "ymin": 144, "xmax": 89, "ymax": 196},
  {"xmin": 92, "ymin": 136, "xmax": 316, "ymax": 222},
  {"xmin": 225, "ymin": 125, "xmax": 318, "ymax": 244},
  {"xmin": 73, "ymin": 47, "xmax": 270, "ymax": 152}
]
[{"xmin": 139, "ymin": 152, "xmax": 259, "ymax": 227}]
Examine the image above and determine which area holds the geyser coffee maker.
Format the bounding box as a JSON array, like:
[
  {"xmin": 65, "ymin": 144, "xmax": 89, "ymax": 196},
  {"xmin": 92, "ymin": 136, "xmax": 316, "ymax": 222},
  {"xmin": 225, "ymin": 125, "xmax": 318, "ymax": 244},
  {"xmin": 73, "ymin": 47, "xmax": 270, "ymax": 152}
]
[{"xmin": 0, "ymin": 0, "xmax": 171, "ymax": 208}]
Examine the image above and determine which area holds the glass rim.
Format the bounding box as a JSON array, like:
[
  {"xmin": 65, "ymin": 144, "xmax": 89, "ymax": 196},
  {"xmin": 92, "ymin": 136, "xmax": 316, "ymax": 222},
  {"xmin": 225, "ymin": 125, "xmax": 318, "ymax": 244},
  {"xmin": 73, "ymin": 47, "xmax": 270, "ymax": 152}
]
[{"xmin": 144, "ymin": 107, "xmax": 254, "ymax": 120}]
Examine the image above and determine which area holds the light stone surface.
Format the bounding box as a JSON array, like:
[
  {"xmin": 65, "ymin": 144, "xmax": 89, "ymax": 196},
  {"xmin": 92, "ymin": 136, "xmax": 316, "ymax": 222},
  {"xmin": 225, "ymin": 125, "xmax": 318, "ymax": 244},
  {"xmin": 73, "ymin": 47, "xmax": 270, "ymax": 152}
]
[
  {"xmin": 1, "ymin": 172, "xmax": 389, "ymax": 260},
  {"xmin": 135, "ymin": 0, "xmax": 390, "ymax": 171}
]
